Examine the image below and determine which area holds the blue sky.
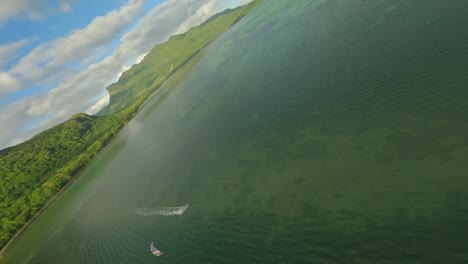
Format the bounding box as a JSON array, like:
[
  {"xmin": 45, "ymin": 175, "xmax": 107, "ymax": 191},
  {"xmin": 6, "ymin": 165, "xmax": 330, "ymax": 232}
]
[{"xmin": 0, "ymin": 0, "xmax": 251, "ymax": 149}]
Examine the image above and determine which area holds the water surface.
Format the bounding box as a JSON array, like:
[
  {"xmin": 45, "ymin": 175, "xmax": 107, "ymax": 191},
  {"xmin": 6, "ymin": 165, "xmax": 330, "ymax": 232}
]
[{"xmin": 3, "ymin": 0, "xmax": 468, "ymax": 263}]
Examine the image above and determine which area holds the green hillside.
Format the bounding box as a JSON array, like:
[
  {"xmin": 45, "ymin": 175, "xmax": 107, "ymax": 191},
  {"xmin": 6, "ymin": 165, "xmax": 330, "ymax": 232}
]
[
  {"xmin": 99, "ymin": 0, "xmax": 263, "ymax": 115},
  {"xmin": 0, "ymin": 0, "xmax": 263, "ymax": 251},
  {"xmin": 0, "ymin": 101, "xmax": 141, "ymax": 250}
]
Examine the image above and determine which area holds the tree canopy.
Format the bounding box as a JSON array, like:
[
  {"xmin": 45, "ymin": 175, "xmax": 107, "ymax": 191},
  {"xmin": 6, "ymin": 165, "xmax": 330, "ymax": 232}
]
[{"xmin": 0, "ymin": 0, "xmax": 263, "ymax": 251}]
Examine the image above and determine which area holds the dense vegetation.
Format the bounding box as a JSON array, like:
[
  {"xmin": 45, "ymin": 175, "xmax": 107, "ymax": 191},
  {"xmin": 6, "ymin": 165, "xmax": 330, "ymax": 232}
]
[
  {"xmin": 0, "ymin": 98, "xmax": 142, "ymax": 250},
  {"xmin": 0, "ymin": 0, "xmax": 263, "ymax": 251},
  {"xmin": 99, "ymin": 0, "xmax": 263, "ymax": 115}
]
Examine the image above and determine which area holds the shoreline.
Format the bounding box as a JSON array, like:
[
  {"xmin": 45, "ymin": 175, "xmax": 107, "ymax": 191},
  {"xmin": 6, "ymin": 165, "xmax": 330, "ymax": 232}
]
[
  {"xmin": 0, "ymin": 65, "xmax": 156, "ymax": 258},
  {"xmin": 0, "ymin": 1, "xmax": 263, "ymax": 257},
  {"xmin": 0, "ymin": 88, "xmax": 150, "ymax": 257},
  {"xmin": 0, "ymin": 60, "xmax": 167, "ymax": 259},
  {"xmin": 0, "ymin": 120, "xmax": 124, "ymax": 257},
  {"xmin": 0, "ymin": 56, "xmax": 176, "ymax": 257}
]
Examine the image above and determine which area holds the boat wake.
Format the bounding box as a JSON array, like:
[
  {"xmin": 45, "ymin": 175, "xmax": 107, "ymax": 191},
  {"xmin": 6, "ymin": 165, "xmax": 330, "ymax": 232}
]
[{"xmin": 136, "ymin": 204, "xmax": 190, "ymax": 216}]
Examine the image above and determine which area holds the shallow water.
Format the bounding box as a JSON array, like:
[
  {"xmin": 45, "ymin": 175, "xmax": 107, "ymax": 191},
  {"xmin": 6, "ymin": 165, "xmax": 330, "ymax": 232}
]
[{"xmin": 3, "ymin": 0, "xmax": 468, "ymax": 263}]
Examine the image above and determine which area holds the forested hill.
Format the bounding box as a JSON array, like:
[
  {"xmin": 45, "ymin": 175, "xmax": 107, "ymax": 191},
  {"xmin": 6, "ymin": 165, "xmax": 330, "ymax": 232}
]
[
  {"xmin": 98, "ymin": 0, "xmax": 263, "ymax": 115},
  {"xmin": 0, "ymin": 102, "xmax": 141, "ymax": 250},
  {"xmin": 0, "ymin": 0, "xmax": 263, "ymax": 251}
]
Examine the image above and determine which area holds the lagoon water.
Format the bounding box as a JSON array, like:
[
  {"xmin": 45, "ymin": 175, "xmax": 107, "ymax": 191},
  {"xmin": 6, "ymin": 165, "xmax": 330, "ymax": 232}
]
[{"xmin": 3, "ymin": 0, "xmax": 468, "ymax": 263}]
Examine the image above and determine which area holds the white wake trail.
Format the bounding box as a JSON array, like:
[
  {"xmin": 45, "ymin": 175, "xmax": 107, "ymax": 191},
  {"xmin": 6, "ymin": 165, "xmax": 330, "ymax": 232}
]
[{"xmin": 136, "ymin": 204, "xmax": 190, "ymax": 216}]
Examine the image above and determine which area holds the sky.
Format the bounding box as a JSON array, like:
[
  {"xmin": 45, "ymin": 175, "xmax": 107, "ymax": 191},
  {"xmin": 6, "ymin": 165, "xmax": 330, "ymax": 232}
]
[{"xmin": 0, "ymin": 0, "xmax": 252, "ymax": 150}]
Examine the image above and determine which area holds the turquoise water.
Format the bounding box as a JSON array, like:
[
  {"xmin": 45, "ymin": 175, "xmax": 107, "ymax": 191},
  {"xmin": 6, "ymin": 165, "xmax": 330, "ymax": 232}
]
[{"xmin": 3, "ymin": 0, "xmax": 468, "ymax": 263}]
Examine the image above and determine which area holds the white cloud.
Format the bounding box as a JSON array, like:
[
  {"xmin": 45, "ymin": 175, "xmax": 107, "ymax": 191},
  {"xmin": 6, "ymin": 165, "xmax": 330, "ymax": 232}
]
[
  {"xmin": 115, "ymin": 0, "xmax": 229, "ymax": 63},
  {"xmin": 10, "ymin": 0, "xmax": 145, "ymax": 87},
  {"xmin": 87, "ymin": 93, "xmax": 110, "ymax": 115},
  {"xmin": 0, "ymin": 72, "xmax": 21, "ymax": 95},
  {"xmin": 0, "ymin": 97, "xmax": 33, "ymax": 148},
  {"xmin": 135, "ymin": 53, "xmax": 147, "ymax": 64},
  {"xmin": 0, "ymin": 39, "xmax": 29, "ymax": 69},
  {"xmin": 0, "ymin": 0, "xmax": 77, "ymax": 26},
  {"xmin": 116, "ymin": 64, "xmax": 132, "ymax": 80},
  {"xmin": 59, "ymin": 0, "xmax": 75, "ymax": 13},
  {"xmin": 0, "ymin": 0, "xmax": 249, "ymax": 149},
  {"xmin": 173, "ymin": 0, "xmax": 222, "ymax": 34}
]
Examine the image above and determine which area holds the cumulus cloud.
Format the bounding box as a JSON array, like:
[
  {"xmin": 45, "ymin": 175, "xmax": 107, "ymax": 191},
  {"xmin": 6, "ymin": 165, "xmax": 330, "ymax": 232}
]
[
  {"xmin": 116, "ymin": 0, "xmax": 230, "ymax": 62},
  {"xmin": 0, "ymin": 72, "xmax": 21, "ymax": 95},
  {"xmin": 0, "ymin": 0, "xmax": 248, "ymax": 149},
  {"xmin": 10, "ymin": 0, "xmax": 145, "ymax": 87},
  {"xmin": 21, "ymin": 0, "xmax": 235, "ymax": 117},
  {"xmin": 0, "ymin": 0, "xmax": 77, "ymax": 26},
  {"xmin": 0, "ymin": 39, "xmax": 29, "ymax": 69},
  {"xmin": 0, "ymin": 97, "xmax": 33, "ymax": 148},
  {"xmin": 87, "ymin": 93, "xmax": 110, "ymax": 115}
]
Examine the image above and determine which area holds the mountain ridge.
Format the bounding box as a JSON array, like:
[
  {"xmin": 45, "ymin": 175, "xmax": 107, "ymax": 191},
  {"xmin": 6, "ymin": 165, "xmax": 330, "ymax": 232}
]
[{"xmin": 0, "ymin": 0, "xmax": 263, "ymax": 252}]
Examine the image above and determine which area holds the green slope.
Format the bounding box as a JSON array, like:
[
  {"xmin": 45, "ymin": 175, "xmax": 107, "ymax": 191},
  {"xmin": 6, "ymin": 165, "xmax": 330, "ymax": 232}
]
[
  {"xmin": 0, "ymin": 103, "xmax": 140, "ymax": 250},
  {"xmin": 0, "ymin": 0, "xmax": 263, "ymax": 251},
  {"xmin": 99, "ymin": 0, "xmax": 263, "ymax": 115}
]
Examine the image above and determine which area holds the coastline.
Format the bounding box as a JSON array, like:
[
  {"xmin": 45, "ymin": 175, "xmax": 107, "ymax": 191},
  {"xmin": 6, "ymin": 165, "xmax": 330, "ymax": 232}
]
[
  {"xmin": 0, "ymin": 119, "xmax": 125, "ymax": 258},
  {"xmin": 0, "ymin": 1, "xmax": 263, "ymax": 258},
  {"xmin": 0, "ymin": 80, "xmax": 151, "ymax": 257},
  {"xmin": 0, "ymin": 57, "xmax": 171, "ymax": 259},
  {"xmin": 0, "ymin": 39, "xmax": 201, "ymax": 258}
]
